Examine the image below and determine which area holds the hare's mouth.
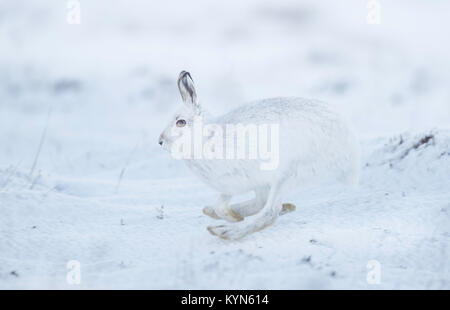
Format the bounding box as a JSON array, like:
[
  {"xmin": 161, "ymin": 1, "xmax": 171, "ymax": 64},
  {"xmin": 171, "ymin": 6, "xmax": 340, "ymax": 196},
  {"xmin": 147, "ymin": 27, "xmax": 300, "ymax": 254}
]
[
  {"xmin": 158, "ymin": 135, "xmax": 175, "ymax": 156},
  {"xmin": 159, "ymin": 140, "xmax": 171, "ymax": 152}
]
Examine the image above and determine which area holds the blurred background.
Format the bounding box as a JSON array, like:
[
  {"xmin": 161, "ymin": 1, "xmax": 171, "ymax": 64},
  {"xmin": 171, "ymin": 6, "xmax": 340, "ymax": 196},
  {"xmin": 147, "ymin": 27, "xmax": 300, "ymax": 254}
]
[{"xmin": 1, "ymin": 0, "xmax": 449, "ymax": 178}]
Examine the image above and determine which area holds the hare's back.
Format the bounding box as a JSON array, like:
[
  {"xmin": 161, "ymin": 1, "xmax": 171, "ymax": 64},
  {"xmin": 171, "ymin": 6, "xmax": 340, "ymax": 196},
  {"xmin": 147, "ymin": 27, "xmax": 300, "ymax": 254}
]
[{"xmin": 218, "ymin": 97, "xmax": 337, "ymax": 124}]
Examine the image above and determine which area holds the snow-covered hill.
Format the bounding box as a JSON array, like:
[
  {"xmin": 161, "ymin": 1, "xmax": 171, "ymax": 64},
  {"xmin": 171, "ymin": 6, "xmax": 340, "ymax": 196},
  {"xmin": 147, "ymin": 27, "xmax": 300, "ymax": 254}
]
[
  {"xmin": 0, "ymin": 0, "xmax": 449, "ymax": 289},
  {"xmin": 0, "ymin": 131, "xmax": 448, "ymax": 289}
]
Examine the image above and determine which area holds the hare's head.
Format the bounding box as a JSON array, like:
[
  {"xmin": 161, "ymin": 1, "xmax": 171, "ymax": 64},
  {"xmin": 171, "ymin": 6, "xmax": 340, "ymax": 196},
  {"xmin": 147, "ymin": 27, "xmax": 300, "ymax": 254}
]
[{"xmin": 158, "ymin": 71, "xmax": 201, "ymax": 153}]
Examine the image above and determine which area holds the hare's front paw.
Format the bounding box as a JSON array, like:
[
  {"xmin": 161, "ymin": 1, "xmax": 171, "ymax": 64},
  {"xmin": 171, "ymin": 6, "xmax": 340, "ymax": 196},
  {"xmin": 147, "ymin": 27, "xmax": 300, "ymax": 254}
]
[
  {"xmin": 202, "ymin": 206, "xmax": 221, "ymax": 219},
  {"xmin": 202, "ymin": 206, "xmax": 243, "ymax": 222},
  {"xmin": 207, "ymin": 223, "xmax": 248, "ymax": 240}
]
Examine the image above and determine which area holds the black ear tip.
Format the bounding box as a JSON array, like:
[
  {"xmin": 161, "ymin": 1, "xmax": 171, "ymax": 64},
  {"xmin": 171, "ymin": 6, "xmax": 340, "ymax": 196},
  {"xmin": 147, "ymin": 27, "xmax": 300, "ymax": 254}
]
[{"xmin": 179, "ymin": 71, "xmax": 192, "ymax": 81}]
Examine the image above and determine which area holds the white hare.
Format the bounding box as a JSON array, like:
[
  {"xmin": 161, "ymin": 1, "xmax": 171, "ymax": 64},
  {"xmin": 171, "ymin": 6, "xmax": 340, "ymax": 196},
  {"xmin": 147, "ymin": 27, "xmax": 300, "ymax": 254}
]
[{"xmin": 159, "ymin": 71, "xmax": 360, "ymax": 240}]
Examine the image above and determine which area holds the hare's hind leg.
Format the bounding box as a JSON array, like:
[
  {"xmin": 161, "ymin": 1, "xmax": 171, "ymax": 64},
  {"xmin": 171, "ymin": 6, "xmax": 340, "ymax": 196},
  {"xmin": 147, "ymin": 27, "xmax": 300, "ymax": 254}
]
[
  {"xmin": 230, "ymin": 200, "xmax": 295, "ymax": 217},
  {"xmin": 203, "ymin": 188, "xmax": 267, "ymax": 222},
  {"xmin": 204, "ymin": 188, "xmax": 295, "ymax": 224},
  {"xmin": 227, "ymin": 187, "xmax": 268, "ymax": 217},
  {"xmin": 204, "ymin": 188, "xmax": 269, "ymax": 221},
  {"xmin": 202, "ymin": 194, "xmax": 243, "ymax": 222},
  {"xmin": 229, "ymin": 188, "xmax": 295, "ymax": 218},
  {"xmin": 208, "ymin": 181, "xmax": 286, "ymax": 240}
]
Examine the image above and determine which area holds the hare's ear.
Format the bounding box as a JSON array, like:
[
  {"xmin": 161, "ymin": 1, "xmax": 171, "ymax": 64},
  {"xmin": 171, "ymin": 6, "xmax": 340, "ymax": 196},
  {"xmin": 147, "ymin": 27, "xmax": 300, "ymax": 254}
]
[{"xmin": 177, "ymin": 71, "xmax": 198, "ymax": 107}]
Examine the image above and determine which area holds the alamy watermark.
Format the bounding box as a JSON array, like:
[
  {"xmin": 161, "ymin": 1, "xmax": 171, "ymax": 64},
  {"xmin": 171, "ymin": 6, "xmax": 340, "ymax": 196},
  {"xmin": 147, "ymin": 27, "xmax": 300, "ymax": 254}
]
[
  {"xmin": 366, "ymin": 259, "xmax": 381, "ymax": 284},
  {"xmin": 161, "ymin": 117, "xmax": 280, "ymax": 171},
  {"xmin": 366, "ymin": 0, "xmax": 381, "ymax": 25},
  {"xmin": 66, "ymin": 260, "xmax": 81, "ymax": 285},
  {"xmin": 67, "ymin": 0, "xmax": 81, "ymax": 25}
]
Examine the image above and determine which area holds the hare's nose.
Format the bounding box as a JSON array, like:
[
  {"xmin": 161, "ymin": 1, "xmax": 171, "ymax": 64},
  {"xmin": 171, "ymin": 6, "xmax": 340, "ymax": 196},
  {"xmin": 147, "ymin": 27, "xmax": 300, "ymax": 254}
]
[{"xmin": 158, "ymin": 135, "xmax": 164, "ymax": 146}]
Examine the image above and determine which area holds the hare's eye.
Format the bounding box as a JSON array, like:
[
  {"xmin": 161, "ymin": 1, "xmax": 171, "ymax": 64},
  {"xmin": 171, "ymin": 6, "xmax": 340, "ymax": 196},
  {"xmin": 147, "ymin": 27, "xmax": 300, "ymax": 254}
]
[{"xmin": 176, "ymin": 119, "xmax": 186, "ymax": 127}]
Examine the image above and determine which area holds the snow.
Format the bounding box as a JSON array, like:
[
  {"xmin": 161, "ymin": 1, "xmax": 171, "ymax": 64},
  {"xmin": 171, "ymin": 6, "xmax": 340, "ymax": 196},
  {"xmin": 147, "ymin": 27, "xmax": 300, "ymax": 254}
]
[{"xmin": 0, "ymin": 0, "xmax": 449, "ymax": 289}]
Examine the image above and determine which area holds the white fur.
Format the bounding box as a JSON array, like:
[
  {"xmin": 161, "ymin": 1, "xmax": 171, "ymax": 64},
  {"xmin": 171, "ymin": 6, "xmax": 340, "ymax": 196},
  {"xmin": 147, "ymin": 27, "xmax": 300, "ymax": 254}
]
[{"xmin": 159, "ymin": 71, "xmax": 361, "ymax": 240}]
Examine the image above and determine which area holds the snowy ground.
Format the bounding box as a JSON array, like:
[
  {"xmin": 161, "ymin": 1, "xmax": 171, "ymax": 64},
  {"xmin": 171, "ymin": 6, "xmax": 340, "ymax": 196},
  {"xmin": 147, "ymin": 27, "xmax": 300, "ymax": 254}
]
[{"xmin": 0, "ymin": 0, "xmax": 449, "ymax": 289}]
